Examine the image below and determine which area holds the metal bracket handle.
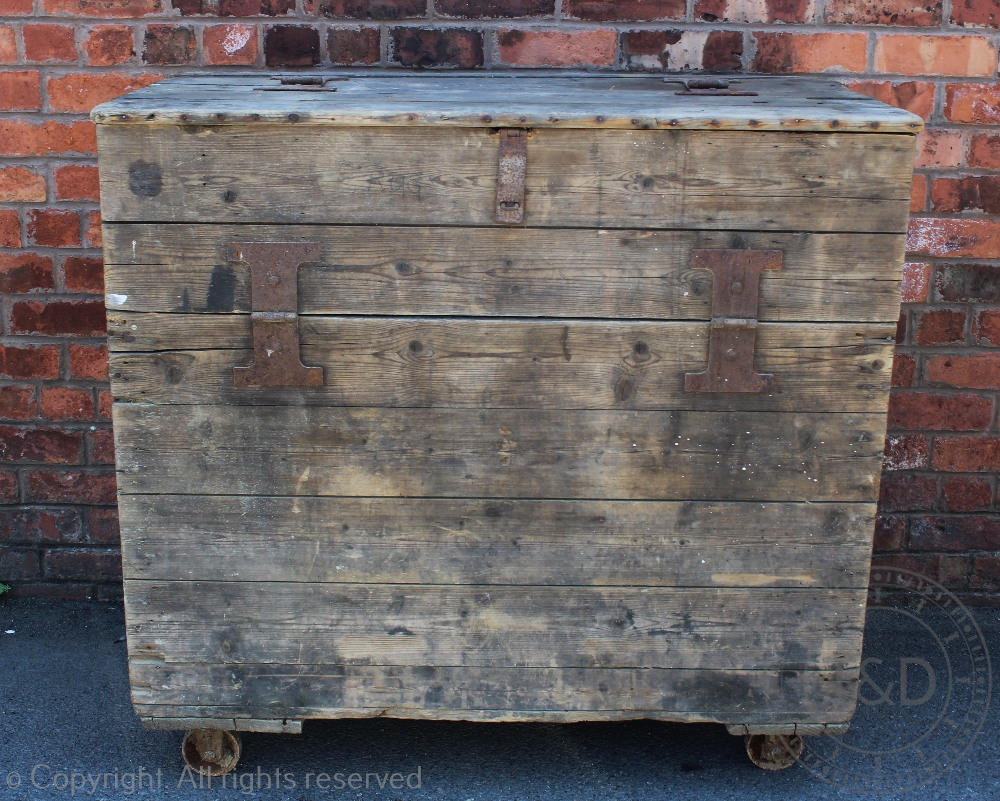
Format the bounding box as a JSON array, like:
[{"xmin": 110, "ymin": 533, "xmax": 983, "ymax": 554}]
[
  {"xmin": 229, "ymin": 242, "xmax": 324, "ymax": 389},
  {"xmin": 684, "ymin": 249, "xmax": 782, "ymax": 394},
  {"xmin": 496, "ymin": 129, "xmax": 527, "ymax": 224}
]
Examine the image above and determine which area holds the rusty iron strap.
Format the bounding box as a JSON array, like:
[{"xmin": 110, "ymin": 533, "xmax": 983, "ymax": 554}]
[
  {"xmin": 495, "ymin": 129, "xmax": 527, "ymax": 224},
  {"xmin": 684, "ymin": 249, "xmax": 783, "ymax": 394},
  {"xmin": 229, "ymin": 242, "xmax": 324, "ymax": 389}
]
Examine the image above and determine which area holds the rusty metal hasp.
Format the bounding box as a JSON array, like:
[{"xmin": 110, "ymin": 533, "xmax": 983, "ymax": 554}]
[
  {"xmin": 684, "ymin": 249, "xmax": 783, "ymax": 393},
  {"xmin": 495, "ymin": 129, "xmax": 527, "ymax": 224},
  {"xmin": 229, "ymin": 242, "xmax": 324, "ymax": 389}
]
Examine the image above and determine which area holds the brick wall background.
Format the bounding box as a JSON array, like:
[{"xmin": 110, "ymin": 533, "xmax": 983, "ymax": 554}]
[{"xmin": 0, "ymin": 0, "xmax": 998, "ymax": 602}]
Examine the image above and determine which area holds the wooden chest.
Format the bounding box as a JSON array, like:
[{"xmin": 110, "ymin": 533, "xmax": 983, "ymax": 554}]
[{"xmin": 93, "ymin": 73, "xmax": 920, "ymax": 772}]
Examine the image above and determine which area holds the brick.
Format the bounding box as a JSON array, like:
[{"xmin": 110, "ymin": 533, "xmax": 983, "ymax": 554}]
[
  {"xmin": 910, "ymin": 514, "xmax": 1000, "ymax": 549},
  {"xmin": 0, "ymin": 385, "xmax": 37, "ymax": 420},
  {"xmin": 0, "ymin": 167, "xmax": 46, "ymax": 202},
  {"xmin": 622, "ymin": 29, "xmax": 681, "ymax": 70},
  {"xmin": 752, "ymin": 32, "xmax": 867, "ymax": 74},
  {"xmin": 85, "ymin": 210, "xmax": 101, "ymax": 247},
  {"xmin": 327, "ymin": 26, "xmax": 379, "ymax": 64},
  {"xmin": 914, "ymin": 129, "xmax": 963, "ymax": 168},
  {"xmin": 97, "ymin": 389, "xmax": 111, "ymax": 418},
  {"xmin": 43, "ymin": 547, "xmax": 121, "ymax": 580},
  {"xmin": 88, "ymin": 428, "xmax": 114, "ymax": 464},
  {"xmin": 204, "ymin": 24, "xmax": 258, "ymax": 65},
  {"xmin": 935, "ymin": 263, "xmax": 1000, "ymax": 303},
  {"xmin": 42, "ymin": 0, "xmax": 161, "ymax": 16},
  {"xmin": 68, "ymin": 343, "xmax": 108, "ymax": 380},
  {"xmin": 23, "ymin": 25, "xmax": 77, "ymax": 62},
  {"xmin": 0, "ymin": 471, "xmax": 16, "ymax": 502},
  {"xmin": 875, "ymin": 34, "xmax": 996, "ymax": 77},
  {"xmin": 945, "ymin": 83, "xmax": 1000, "ymax": 123},
  {"xmin": 47, "ymin": 72, "xmax": 161, "ymax": 113},
  {"xmin": 910, "ymin": 174, "xmax": 926, "ymax": 212},
  {"xmin": 951, "ymin": 0, "xmax": 1000, "ymax": 28},
  {"xmin": 941, "ymin": 476, "xmax": 993, "ymax": 512},
  {"xmin": 847, "ymin": 80, "xmax": 935, "ymax": 119},
  {"xmin": 264, "ymin": 24, "xmax": 320, "ymax": 66},
  {"xmin": 439, "ymin": 0, "xmax": 554, "ymax": 15},
  {"xmin": 925, "ymin": 352, "xmax": 1000, "ymax": 389},
  {"xmin": 912, "ymin": 309, "xmax": 966, "ymax": 345},
  {"xmin": 975, "ymin": 310, "xmax": 1000, "ymax": 345},
  {"xmin": 871, "ymin": 554, "xmax": 970, "ymax": 587},
  {"xmin": 696, "ymin": 0, "xmax": 811, "ymax": 22},
  {"xmin": 63, "ymin": 256, "xmax": 104, "ymax": 293},
  {"xmin": 220, "ymin": 0, "xmax": 293, "ymax": 13},
  {"xmin": 87, "ymin": 507, "xmax": 119, "ymax": 543},
  {"xmin": 0, "ymin": 120, "xmax": 96, "ymax": 157},
  {"xmin": 143, "ymin": 25, "xmax": 196, "ymax": 64},
  {"xmin": 0, "ymin": 71, "xmax": 42, "ymax": 111},
  {"xmin": 971, "ymin": 556, "xmax": 1000, "ymax": 592},
  {"xmin": 10, "ymin": 300, "xmax": 106, "ymax": 336},
  {"xmin": 85, "ymin": 26, "xmax": 134, "ymax": 66},
  {"xmin": 933, "ymin": 435, "xmax": 1000, "ymax": 471},
  {"xmin": 307, "ymin": 0, "xmax": 425, "ymax": 16},
  {"xmin": 499, "ymin": 28, "xmax": 614, "ymax": 67},
  {"xmin": 40, "ymin": 387, "xmax": 94, "ymax": 420},
  {"xmin": 0, "ymin": 210, "xmax": 20, "ymax": 247},
  {"xmin": 26, "ymin": 469, "xmax": 116, "ymax": 503},
  {"xmin": 873, "ymin": 514, "xmax": 905, "ymax": 551},
  {"xmin": 393, "ymin": 27, "xmax": 483, "ymax": 68},
  {"xmin": 908, "ymin": 217, "xmax": 1000, "ymax": 258},
  {"xmin": 26, "ymin": 209, "xmax": 80, "ymax": 247},
  {"xmin": 883, "ymin": 433, "xmax": 929, "ymax": 470},
  {"xmin": 0, "ymin": 547, "xmax": 41, "ymax": 580},
  {"xmin": 703, "ymin": 31, "xmax": 743, "ymax": 71},
  {"xmin": 0, "ymin": 25, "xmax": 14, "ymax": 63},
  {"xmin": 566, "ymin": 0, "xmax": 683, "ymax": 20},
  {"xmin": 969, "ymin": 134, "xmax": 1000, "ymax": 168},
  {"xmin": 888, "ymin": 391, "xmax": 992, "ymax": 430},
  {"xmin": 0, "ymin": 253, "xmax": 54, "ymax": 293},
  {"xmin": 826, "ymin": 0, "xmax": 940, "ymax": 25},
  {"xmin": 54, "ymin": 164, "xmax": 100, "ymax": 202},
  {"xmin": 879, "ymin": 472, "xmax": 937, "ymax": 512},
  {"xmin": 0, "ymin": 345, "xmax": 60, "ymax": 380},
  {"xmin": 931, "ymin": 176, "xmax": 1000, "ymax": 214},
  {"xmin": 892, "ymin": 352, "xmax": 917, "ymax": 386},
  {"xmin": 0, "ymin": 0, "xmax": 33, "ymax": 13},
  {"xmin": 895, "ymin": 311, "xmax": 906, "ymax": 344},
  {"xmin": 901, "ymin": 261, "xmax": 930, "ymax": 302},
  {"xmin": 0, "ymin": 426, "xmax": 82, "ymax": 464},
  {"xmin": 0, "ymin": 508, "xmax": 83, "ymax": 543}
]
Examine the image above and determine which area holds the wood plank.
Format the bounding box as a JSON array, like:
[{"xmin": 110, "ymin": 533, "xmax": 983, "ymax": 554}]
[
  {"xmin": 91, "ymin": 73, "xmax": 923, "ymax": 134},
  {"xmin": 97, "ymin": 127, "xmax": 913, "ymax": 232},
  {"xmin": 125, "ymin": 581, "xmax": 865, "ymax": 670},
  {"xmin": 128, "ymin": 664, "xmax": 860, "ymax": 724},
  {"xmin": 107, "ymin": 317, "xmax": 895, "ymax": 413},
  {"xmin": 101, "ymin": 225, "xmax": 905, "ymax": 321},
  {"xmin": 112, "ymin": 405, "xmax": 887, "ymax": 501},
  {"xmin": 118, "ymin": 495, "xmax": 876, "ymax": 587}
]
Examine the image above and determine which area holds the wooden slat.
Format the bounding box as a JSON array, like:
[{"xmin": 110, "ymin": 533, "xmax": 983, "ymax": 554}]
[
  {"xmin": 112, "ymin": 404, "xmax": 886, "ymax": 501},
  {"xmin": 128, "ymin": 663, "xmax": 860, "ymax": 724},
  {"xmin": 118, "ymin": 496, "xmax": 875, "ymax": 587},
  {"xmin": 91, "ymin": 73, "xmax": 923, "ymax": 134},
  {"xmin": 125, "ymin": 580, "xmax": 865, "ymax": 670},
  {"xmin": 97, "ymin": 127, "xmax": 913, "ymax": 232},
  {"xmin": 101, "ymin": 225, "xmax": 905, "ymax": 321}
]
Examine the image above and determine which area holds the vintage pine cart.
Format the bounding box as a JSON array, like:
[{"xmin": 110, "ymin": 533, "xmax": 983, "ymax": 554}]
[{"xmin": 93, "ymin": 73, "xmax": 920, "ymax": 775}]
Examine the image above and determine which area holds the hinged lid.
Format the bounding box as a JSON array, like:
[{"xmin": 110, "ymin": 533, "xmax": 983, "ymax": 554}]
[{"xmin": 91, "ymin": 72, "xmax": 923, "ymax": 134}]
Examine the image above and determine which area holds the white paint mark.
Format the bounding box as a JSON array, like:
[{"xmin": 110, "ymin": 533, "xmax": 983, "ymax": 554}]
[
  {"xmin": 221, "ymin": 25, "xmax": 252, "ymax": 56},
  {"xmin": 131, "ymin": 240, "xmax": 137, "ymax": 261},
  {"xmin": 107, "ymin": 293, "xmax": 128, "ymax": 307}
]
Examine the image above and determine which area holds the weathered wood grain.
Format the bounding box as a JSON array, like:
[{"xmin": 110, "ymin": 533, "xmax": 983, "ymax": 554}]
[
  {"xmin": 91, "ymin": 73, "xmax": 923, "ymax": 134},
  {"xmin": 128, "ymin": 664, "xmax": 860, "ymax": 724},
  {"xmin": 106, "ymin": 318, "xmax": 895, "ymax": 413},
  {"xmin": 112, "ymin": 404, "xmax": 886, "ymax": 501},
  {"xmin": 101, "ymin": 225, "xmax": 905, "ymax": 321},
  {"xmin": 97, "ymin": 127, "xmax": 913, "ymax": 232},
  {"xmin": 118, "ymin": 495, "xmax": 875, "ymax": 587},
  {"xmin": 125, "ymin": 580, "xmax": 865, "ymax": 670}
]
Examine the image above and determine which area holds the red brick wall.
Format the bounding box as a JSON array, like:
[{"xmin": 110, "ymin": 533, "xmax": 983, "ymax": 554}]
[{"xmin": 0, "ymin": 0, "xmax": 998, "ymax": 602}]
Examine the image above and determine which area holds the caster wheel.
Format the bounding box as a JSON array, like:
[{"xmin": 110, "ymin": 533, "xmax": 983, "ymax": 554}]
[
  {"xmin": 745, "ymin": 733, "xmax": 803, "ymax": 771},
  {"xmin": 182, "ymin": 728, "xmax": 242, "ymax": 776}
]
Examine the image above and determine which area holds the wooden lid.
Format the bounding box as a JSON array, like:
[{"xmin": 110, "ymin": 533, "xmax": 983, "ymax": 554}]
[{"xmin": 91, "ymin": 72, "xmax": 924, "ymax": 133}]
